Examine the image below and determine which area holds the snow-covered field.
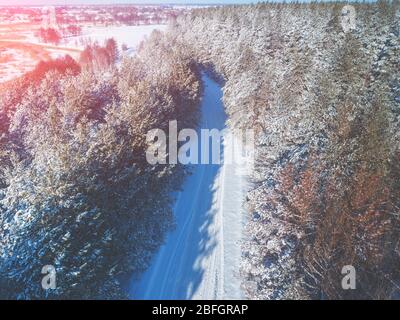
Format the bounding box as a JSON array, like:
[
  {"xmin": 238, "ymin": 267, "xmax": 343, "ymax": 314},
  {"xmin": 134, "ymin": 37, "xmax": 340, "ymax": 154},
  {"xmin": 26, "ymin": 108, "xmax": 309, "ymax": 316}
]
[
  {"xmin": 0, "ymin": 47, "xmax": 36, "ymax": 82},
  {"xmin": 0, "ymin": 24, "xmax": 166, "ymax": 84},
  {"xmin": 64, "ymin": 25, "xmax": 167, "ymax": 50},
  {"xmin": 129, "ymin": 74, "xmax": 250, "ymax": 300}
]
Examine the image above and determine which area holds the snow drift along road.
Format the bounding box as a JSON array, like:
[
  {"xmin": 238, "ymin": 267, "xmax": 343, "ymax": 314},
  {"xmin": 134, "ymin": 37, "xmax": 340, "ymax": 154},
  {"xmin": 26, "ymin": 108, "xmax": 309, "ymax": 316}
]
[{"xmin": 129, "ymin": 74, "xmax": 249, "ymax": 299}]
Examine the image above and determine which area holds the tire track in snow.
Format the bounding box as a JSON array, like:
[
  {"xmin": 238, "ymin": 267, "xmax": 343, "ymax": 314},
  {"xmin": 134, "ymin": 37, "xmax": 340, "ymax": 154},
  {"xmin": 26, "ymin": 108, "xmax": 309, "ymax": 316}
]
[{"xmin": 164, "ymin": 163, "xmax": 207, "ymax": 298}]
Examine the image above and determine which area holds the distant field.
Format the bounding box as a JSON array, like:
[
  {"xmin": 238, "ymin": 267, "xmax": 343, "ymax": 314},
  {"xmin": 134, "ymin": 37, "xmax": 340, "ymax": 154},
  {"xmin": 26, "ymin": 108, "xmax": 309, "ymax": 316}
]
[
  {"xmin": 0, "ymin": 22, "xmax": 166, "ymax": 85},
  {"xmin": 0, "ymin": 22, "xmax": 81, "ymax": 83}
]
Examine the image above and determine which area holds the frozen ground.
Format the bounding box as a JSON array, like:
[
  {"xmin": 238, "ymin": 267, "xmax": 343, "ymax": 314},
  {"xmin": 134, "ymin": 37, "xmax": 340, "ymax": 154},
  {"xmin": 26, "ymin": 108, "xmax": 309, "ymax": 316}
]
[{"xmin": 129, "ymin": 73, "xmax": 250, "ymax": 300}]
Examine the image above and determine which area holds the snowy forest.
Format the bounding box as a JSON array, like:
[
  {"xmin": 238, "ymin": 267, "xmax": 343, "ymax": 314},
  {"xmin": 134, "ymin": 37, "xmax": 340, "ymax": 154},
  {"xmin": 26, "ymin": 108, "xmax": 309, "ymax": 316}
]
[
  {"xmin": 0, "ymin": 1, "xmax": 399, "ymax": 300},
  {"xmin": 171, "ymin": 1, "xmax": 400, "ymax": 299},
  {"xmin": 0, "ymin": 31, "xmax": 201, "ymax": 298}
]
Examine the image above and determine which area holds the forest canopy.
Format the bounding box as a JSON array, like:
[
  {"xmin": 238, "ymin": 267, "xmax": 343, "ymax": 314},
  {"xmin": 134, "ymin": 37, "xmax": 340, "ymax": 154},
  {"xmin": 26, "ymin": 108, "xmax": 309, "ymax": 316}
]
[{"xmin": 0, "ymin": 31, "xmax": 201, "ymax": 299}]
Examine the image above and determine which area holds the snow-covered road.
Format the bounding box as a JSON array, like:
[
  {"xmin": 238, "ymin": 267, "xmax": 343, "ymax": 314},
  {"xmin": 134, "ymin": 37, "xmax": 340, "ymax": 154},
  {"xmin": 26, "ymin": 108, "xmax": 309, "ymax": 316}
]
[{"xmin": 129, "ymin": 74, "xmax": 249, "ymax": 300}]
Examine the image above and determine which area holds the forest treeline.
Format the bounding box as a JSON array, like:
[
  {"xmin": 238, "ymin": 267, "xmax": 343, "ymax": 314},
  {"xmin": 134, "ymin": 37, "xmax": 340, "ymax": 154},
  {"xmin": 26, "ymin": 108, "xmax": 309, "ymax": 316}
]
[
  {"xmin": 0, "ymin": 31, "xmax": 201, "ymax": 298},
  {"xmin": 172, "ymin": 1, "xmax": 400, "ymax": 299}
]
